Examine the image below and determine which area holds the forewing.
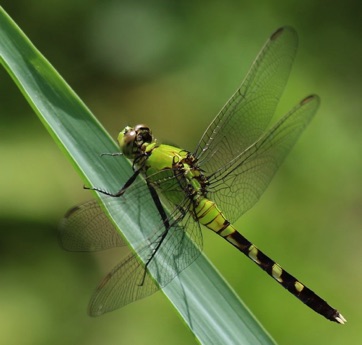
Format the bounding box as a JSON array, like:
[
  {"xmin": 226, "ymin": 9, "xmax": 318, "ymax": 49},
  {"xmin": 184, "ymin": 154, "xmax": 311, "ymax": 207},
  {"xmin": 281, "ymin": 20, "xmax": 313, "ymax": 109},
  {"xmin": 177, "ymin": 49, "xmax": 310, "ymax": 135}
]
[
  {"xmin": 207, "ymin": 95, "xmax": 319, "ymax": 223},
  {"xmin": 194, "ymin": 27, "xmax": 298, "ymax": 173},
  {"xmin": 59, "ymin": 200, "xmax": 125, "ymax": 251},
  {"xmin": 59, "ymin": 172, "xmax": 176, "ymax": 252}
]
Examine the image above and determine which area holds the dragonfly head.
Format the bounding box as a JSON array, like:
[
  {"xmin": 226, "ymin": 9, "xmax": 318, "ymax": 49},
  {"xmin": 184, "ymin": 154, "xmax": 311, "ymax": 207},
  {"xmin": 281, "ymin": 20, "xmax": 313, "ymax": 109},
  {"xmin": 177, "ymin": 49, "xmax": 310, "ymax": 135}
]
[{"xmin": 117, "ymin": 124, "xmax": 155, "ymax": 159}]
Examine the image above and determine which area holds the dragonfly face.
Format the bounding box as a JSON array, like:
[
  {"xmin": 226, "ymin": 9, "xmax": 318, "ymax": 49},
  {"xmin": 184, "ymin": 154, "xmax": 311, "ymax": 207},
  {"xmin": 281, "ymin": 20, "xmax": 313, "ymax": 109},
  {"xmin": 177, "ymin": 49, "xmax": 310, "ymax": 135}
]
[{"xmin": 117, "ymin": 124, "xmax": 155, "ymax": 159}]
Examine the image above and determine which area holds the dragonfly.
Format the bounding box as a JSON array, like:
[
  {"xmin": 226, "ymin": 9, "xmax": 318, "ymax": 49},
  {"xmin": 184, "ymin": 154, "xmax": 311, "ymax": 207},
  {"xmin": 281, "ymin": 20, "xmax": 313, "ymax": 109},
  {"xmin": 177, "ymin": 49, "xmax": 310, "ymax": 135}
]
[{"xmin": 60, "ymin": 26, "xmax": 345, "ymax": 324}]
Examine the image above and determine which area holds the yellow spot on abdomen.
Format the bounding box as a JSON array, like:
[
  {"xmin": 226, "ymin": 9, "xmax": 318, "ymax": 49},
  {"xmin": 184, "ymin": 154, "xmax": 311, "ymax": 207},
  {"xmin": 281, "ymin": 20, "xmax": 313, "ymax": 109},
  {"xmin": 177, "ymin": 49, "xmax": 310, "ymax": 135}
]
[
  {"xmin": 248, "ymin": 245, "xmax": 261, "ymax": 264},
  {"xmin": 272, "ymin": 264, "xmax": 283, "ymax": 282},
  {"xmin": 294, "ymin": 281, "xmax": 304, "ymax": 293}
]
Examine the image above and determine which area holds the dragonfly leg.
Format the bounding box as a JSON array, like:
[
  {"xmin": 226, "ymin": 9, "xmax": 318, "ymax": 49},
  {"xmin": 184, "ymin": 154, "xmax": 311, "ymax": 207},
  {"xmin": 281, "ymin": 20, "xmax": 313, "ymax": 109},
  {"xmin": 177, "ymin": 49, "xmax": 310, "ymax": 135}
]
[
  {"xmin": 100, "ymin": 152, "xmax": 123, "ymax": 157},
  {"xmin": 147, "ymin": 183, "xmax": 170, "ymax": 229},
  {"xmin": 85, "ymin": 152, "xmax": 151, "ymax": 196},
  {"xmin": 84, "ymin": 168, "xmax": 142, "ymax": 197},
  {"xmin": 139, "ymin": 183, "xmax": 172, "ymax": 286},
  {"xmin": 140, "ymin": 227, "xmax": 168, "ymax": 286}
]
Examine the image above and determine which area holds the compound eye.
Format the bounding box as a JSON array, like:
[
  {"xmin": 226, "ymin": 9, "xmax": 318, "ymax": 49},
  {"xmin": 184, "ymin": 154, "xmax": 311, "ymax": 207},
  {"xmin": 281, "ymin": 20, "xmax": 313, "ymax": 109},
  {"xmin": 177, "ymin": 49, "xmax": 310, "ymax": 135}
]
[
  {"xmin": 134, "ymin": 124, "xmax": 153, "ymax": 145},
  {"xmin": 117, "ymin": 124, "xmax": 155, "ymax": 159},
  {"xmin": 134, "ymin": 124, "xmax": 149, "ymax": 132},
  {"xmin": 118, "ymin": 126, "xmax": 137, "ymax": 158}
]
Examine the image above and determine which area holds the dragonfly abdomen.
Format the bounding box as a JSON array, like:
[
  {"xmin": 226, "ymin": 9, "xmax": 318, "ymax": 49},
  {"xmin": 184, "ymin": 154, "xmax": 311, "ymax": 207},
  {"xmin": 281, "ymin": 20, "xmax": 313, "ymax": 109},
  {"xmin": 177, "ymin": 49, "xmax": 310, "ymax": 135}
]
[
  {"xmin": 227, "ymin": 230, "xmax": 344, "ymax": 323},
  {"xmin": 194, "ymin": 197, "xmax": 345, "ymax": 324}
]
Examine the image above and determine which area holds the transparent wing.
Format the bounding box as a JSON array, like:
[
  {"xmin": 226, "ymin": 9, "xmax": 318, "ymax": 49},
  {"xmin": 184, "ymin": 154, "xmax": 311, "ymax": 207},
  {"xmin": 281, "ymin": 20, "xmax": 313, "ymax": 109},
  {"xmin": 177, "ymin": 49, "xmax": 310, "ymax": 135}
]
[
  {"xmin": 194, "ymin": 26, "xmax": 298, "ymax": 172},
  {"xmin": 59, "ymin": 200, "xmax": 126, "ymax": 251},
  {"xmin": 59, "ymin": 171, "xmax": 203, "ymax": 316},
  {"xmin": 88, "ymin": 207, "xmax": 201, "ymax": 316},
  {"xmin": 207, "ymin": 95, "xmax": 319, "ymax": 223}
]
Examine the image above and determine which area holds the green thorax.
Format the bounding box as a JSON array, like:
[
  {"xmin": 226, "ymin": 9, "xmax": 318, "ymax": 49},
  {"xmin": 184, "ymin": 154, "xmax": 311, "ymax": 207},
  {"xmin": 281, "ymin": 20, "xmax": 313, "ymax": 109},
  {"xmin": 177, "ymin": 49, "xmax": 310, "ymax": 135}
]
[
  {"xmin": 117, "ymin": 125, "xmax": 206, "ymax": 206},
  {"xmin": 145, "ymin": 144, "xmax": 188, "ymax": 177}
]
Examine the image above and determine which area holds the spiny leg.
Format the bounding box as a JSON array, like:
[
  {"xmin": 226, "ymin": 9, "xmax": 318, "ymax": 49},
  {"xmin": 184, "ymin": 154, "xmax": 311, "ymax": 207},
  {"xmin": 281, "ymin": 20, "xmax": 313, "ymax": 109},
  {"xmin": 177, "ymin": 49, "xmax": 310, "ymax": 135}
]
[
  {"xmin": 84, "ymin": 168, "xmax": 142, "ymax": 197},
  {"xmin": 139, "ymin": 182, "xmax": 172, "ymax": 286}
]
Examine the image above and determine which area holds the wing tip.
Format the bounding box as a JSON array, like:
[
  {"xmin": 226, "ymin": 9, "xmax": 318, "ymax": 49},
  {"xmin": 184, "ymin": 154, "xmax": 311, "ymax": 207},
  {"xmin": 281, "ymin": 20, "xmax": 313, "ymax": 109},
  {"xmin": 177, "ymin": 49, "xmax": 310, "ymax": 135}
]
[
  {"xmin": 300, "ymin": 94, "xmax": 321, "ymax": 106},
  {"xmin": 271, "ymin": 26, "xmax": 297, "ymax": 41}
]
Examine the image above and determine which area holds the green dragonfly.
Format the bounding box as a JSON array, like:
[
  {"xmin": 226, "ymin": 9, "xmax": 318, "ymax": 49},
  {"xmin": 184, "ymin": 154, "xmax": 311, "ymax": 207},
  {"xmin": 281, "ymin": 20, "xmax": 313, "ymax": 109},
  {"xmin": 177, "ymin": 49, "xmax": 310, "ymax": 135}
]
[{"xmin": 60, "ymin": 26, "xmax": 345, "ymax": 324}]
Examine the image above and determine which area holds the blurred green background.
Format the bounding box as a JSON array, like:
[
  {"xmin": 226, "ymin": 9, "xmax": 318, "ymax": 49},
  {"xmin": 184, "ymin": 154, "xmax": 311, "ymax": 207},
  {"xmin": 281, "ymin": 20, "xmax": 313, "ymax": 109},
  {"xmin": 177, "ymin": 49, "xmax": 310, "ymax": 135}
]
[{"xmin": 0, "ymin": 1, "xmax": 361, "ymax": 344}]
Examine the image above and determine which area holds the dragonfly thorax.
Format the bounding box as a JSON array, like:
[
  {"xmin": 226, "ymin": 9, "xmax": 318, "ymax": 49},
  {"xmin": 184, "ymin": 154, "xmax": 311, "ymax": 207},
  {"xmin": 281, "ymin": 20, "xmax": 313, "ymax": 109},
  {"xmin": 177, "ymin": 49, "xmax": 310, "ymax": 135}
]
[{"xmin": 117, "ymin": 124, "xmax": 157, "ymax": 159}]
